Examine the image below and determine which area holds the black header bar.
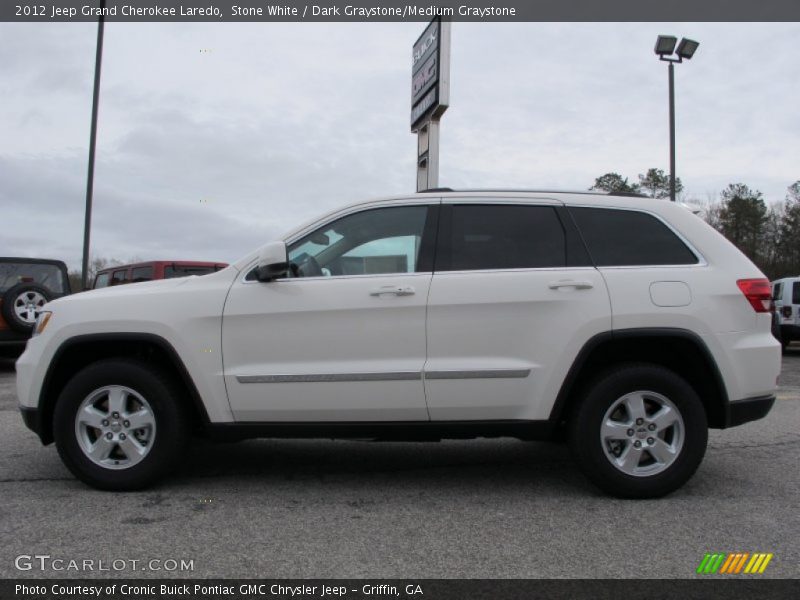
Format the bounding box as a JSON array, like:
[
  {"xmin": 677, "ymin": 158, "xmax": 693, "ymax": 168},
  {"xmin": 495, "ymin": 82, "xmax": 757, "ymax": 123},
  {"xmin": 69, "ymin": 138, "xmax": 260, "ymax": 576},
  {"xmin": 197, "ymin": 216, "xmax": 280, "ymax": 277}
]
[{"xmin": 2, "ymin": 0, "xmax": 799, "ymax": 22}]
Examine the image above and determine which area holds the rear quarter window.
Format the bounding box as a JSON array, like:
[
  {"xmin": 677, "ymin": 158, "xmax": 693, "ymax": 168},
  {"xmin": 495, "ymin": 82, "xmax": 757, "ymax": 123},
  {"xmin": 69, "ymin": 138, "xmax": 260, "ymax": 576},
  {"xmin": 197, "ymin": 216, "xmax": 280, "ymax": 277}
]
[
  {"xmin": 569, "ymin": 207, "xmax": 698, "ymax": 267},
  {"xmin": 164, "ymin": 265, "xmax": 217, "ymax": 278},
  {"xmin": 793, "ymin": 282, "xmax": 800, "ymax": 305},
  {"xmin": 131, "ymin": 266, "xmax": 154, "ymax": 282}
]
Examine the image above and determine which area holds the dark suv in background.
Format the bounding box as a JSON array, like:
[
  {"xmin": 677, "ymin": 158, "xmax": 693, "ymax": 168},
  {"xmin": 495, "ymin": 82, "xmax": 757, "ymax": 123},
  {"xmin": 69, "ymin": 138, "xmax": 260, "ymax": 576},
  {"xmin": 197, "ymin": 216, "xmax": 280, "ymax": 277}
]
[{"xmin": 0, "ymin": 258, "xmax": 71, "ymax": 357}]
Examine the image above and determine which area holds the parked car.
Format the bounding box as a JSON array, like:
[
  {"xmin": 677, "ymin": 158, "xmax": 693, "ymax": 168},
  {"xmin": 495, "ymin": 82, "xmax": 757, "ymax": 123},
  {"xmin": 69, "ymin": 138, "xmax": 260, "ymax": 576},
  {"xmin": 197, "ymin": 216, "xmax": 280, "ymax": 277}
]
[
  {"xmin": 16, "ymin": 190, "xmax": 781, "ymax": 496},
  {"xmin": 93, "ymin": 261, "xmax": 228, "ymax": 288},
  {"xmin": 772, "ymin": 276, "xmax": 800, "ymax": 352},
  {"xmin": 0, "ymin": 258, "xmax": 71, "ymax": 358}
]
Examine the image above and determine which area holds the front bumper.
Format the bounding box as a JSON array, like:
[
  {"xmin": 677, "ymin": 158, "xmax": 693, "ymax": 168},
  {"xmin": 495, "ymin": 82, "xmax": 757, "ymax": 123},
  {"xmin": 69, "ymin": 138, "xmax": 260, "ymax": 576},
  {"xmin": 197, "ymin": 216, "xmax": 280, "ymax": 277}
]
[{"xmin": 726, "ymin": 395, "xmax": 775, "ymax": 427}]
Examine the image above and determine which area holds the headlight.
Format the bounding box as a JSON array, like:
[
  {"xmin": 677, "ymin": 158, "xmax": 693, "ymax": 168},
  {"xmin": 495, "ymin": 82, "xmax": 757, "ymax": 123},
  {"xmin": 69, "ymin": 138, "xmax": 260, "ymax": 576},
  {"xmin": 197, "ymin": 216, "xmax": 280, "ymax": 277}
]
[{"xmin": 33, "ymin": 311, "xmax": 52, "ymax": 336}]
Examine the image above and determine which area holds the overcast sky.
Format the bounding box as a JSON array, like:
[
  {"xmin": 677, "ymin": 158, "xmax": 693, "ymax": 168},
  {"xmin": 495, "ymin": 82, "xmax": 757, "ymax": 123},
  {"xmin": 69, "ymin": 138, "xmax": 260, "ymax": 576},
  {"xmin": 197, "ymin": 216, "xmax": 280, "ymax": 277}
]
[{"xmin": 1, "ymin": 22, "xmax": 798, "ymax": 270}]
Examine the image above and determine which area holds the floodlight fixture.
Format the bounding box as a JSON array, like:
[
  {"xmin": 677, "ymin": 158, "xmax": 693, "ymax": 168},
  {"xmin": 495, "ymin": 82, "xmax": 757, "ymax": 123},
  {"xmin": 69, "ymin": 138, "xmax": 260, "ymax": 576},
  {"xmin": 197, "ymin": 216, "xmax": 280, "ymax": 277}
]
[
  {"xmin": 654, "ymin": 35, "xmax": 678, "ymax": 56},
  {"xmin": 676, "ymin": 38, "xmax": 700, "ymax": 60}
]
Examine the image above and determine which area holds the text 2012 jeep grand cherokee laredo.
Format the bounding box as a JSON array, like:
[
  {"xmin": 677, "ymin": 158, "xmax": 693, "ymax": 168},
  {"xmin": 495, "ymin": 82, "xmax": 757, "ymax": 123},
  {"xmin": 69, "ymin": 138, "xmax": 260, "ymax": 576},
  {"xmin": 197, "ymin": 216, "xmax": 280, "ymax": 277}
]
[{"xmin": 16, "ymin": 191, "xmax": 781, "ymax": 497}]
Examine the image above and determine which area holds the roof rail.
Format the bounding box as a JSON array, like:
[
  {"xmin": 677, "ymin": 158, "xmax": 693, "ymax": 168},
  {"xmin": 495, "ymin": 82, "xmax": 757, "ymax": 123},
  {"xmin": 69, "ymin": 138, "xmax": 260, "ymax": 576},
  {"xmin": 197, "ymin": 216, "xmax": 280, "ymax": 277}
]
[
  {"xmin": 606, "ymin": 191, "xmax": 648, "ymax": 198},
  {"xmin": 414, "ymin": 188, "xmax": 649, "ymax": 198}
]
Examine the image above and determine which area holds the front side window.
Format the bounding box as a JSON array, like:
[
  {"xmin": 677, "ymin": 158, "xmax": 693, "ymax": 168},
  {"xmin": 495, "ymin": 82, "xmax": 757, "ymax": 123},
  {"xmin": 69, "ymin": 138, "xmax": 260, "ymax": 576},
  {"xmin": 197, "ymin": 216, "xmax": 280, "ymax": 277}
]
[
  {"xmin": 569, "ymin": 207, "xmax": 699, "ymax": 267},
  {"xmin": 111, "ymin": 270, "xmax": 128, "ymax": 285},
  {"xmin": 94, "ymin": 273, "xmax": 110, "ymax": 289},
  {"xmin": 287, "ymin": 206, "xmax": 429, "ymax": 278},
  {"xmin": 440, "ymin": 204, "xmax": 567, "ymax": 271},
  {"xmin": 793, "ymin": 282, "xmax": 800, "ymax": 305}
]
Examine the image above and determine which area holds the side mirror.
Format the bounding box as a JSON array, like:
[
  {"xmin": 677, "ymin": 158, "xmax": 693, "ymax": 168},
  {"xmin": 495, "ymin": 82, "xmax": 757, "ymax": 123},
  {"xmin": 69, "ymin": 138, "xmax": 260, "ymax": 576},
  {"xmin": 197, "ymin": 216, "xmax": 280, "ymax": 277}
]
[{"xmin": 255, "ymin": 241, "xmax": 289, "ymax": 282}]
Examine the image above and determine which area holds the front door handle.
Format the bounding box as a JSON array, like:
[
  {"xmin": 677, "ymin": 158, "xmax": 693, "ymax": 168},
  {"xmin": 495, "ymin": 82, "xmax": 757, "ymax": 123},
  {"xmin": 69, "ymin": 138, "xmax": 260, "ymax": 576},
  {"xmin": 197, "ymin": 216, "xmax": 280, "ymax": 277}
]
[
  {"xmin": 548, "ymin": 280, "xmax": 594, "ymax": 290},
  {"xmin": 370, "ymin": 285, "xmax": 415, "ymax": 297}
]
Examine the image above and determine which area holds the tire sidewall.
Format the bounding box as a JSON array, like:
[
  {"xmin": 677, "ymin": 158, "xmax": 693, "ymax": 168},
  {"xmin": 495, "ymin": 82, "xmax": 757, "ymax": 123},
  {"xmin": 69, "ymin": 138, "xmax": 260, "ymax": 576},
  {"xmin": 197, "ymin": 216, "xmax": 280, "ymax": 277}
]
[
  {"xmin": 53, "ymin": 360, "xmax": 187, "ymax": 490},
  {"xmin": 571, "ymin": 365, "xmax": 708, "ymax": 498},
  {"xmin": 1, "ymin": 283, "xmax": 52, "ymax": 333}
]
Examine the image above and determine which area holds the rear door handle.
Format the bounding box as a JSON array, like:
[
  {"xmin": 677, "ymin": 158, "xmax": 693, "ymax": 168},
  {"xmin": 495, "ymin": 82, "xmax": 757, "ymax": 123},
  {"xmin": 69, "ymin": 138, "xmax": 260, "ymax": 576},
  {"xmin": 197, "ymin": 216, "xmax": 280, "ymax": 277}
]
[
  {"xmin": 370, "ymin": 285, "xmax": 415, "ymax": 297},
  {"xmin": 548, "ymin": 280, "xmax": 593, "ymax": 290}
]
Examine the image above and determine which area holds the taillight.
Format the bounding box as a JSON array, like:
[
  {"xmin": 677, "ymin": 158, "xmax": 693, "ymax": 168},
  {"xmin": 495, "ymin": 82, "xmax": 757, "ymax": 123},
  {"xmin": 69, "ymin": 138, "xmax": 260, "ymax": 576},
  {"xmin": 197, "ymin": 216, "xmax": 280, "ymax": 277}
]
[
  {"xmin": 736, "ymin": 279, "xmax": 772, "ymax": 313},
  {"xmin": 783, "ymin": 306, "xmax": 793, "ymax": 318}
]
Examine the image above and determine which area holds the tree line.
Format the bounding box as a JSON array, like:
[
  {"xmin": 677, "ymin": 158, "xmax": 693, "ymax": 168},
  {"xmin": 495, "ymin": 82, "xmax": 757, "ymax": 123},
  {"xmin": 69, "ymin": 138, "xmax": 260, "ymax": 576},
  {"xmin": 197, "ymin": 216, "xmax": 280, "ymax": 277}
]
[{"xmin": 592, "ymin": 170, "xmax": 800, "ymax": 280}]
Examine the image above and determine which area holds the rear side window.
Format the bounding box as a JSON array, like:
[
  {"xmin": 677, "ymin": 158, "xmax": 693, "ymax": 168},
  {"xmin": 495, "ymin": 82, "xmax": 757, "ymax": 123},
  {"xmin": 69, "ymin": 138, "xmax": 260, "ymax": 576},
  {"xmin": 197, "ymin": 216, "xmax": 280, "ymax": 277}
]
[
  {"xmin": 569, "ymin": 207, "xmax": 698, "ymax": 266},
  {"xmin": 772, "ymin": 282, "xmax": 783, "ymax": 301},
  {"xmin": 793, "ymin": 282, "xmax": 800, "ymax": 305},
  {"xmin": 441, "ymin": 205, "xmax": 566, "ymax": 271}
]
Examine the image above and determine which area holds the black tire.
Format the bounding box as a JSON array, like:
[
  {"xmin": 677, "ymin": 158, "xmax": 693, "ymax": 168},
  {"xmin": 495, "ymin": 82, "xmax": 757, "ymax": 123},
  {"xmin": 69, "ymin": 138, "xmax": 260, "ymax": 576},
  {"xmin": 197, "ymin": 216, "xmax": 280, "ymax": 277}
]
[
  {"xmin": 781, "ymin": 339, "xmax": 789, "ymax": 354},
  {"xmin": 1, "ymin": 283, "xmax": 52, "ymax": 333},
  {"xmin": 569, "ymin": 363, "xmax": 708, "ymax": 499},
  {"xmin": 53, "ymin": 359, "xmax": 190, "ymax": 491}
]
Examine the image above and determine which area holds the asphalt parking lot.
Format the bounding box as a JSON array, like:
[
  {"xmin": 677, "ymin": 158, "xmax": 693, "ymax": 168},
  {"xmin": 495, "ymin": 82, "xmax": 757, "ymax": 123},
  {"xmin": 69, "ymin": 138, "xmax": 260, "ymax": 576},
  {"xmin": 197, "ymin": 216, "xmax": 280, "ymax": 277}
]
[{"xmin": 1, "ymin": 349, "xmax": 799, "ymax": 579}]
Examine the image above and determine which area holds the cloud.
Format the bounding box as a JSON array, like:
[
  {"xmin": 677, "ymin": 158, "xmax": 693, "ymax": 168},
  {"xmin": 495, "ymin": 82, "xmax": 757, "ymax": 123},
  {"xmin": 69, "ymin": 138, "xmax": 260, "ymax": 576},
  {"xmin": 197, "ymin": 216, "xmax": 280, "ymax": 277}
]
[{"xmin": 1, "ymin": 21, "xmax": 798, "ymax": 270}]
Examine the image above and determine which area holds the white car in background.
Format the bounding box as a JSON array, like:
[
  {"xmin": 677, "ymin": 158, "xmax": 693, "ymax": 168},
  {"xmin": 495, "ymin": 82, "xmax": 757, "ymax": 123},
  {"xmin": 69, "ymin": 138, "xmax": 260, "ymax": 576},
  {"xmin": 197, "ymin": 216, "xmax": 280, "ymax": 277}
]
[
  {"xmin": 16, "ymin": 190, "xmax": 781, "ymax": 497},
  {"xmin": 772, "ymin": 276, "xmax": 800, "ymax": 351}
]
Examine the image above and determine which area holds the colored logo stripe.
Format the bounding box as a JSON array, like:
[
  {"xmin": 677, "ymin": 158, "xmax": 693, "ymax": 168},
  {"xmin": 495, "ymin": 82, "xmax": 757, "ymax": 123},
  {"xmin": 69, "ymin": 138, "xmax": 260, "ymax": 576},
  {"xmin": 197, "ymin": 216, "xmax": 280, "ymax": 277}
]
[{"xmin": 697, "ymin": 553, "xmax": 773, "ymax": 574}]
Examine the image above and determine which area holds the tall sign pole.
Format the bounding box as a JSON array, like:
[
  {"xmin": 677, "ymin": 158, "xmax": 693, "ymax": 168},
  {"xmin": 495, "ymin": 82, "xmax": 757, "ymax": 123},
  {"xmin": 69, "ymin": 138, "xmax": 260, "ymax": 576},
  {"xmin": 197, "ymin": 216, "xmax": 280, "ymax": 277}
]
[
  {"xmin": 81, "ymin": 0, "xmax": 106, "ymax": 290},
  {"xmin": 411, "ymin": 18, "xmax": 450, "ymax": 192}
]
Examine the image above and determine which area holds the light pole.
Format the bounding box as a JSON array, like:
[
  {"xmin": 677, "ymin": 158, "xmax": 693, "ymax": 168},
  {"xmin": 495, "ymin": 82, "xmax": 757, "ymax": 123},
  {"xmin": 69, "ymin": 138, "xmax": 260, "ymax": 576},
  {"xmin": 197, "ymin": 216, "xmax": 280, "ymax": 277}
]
[
  {"xmin": 654, "ymin": 35, "xmax": 699, "ymax": 202},
  {"xmin": 82, "ymin": 0, "xmax": 106, "ymax": 290}
]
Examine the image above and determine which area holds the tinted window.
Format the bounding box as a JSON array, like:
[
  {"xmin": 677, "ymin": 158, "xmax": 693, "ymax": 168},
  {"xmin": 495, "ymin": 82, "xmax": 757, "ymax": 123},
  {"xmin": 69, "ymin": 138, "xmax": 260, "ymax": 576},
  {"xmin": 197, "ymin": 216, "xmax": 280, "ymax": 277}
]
[
  {"xmin": 793, "ymin": 282, "xmax": 800, "ymax": 305},
  {"xmin": 111, "ymin": 270, "xmax": 128, "ymax": 285},
  {"xmin": 570, "ymin": 207, "xmax": 698, "ymax": 266},
  {"xmin": 94, "ymin": 273, "xmax": 110, "ymax": 289},
  {"xmin": 442, "ymin": 205, "xmax": 566, "ymax": 271},
  {"xmin": 287, "ymin": 206, "xmax": 429, "ymax": 277},
  {"xmin": 0, "ymin": 262, "xmax": 66, "ymax": 294},
  {"xmin": 131, "ymin": 266, "xmax": 154, "ymax": 282},
  {"xmin": 772, "ymin": 282, "xmax": 783, "ymax": 301},
  {"xmin": 165, "ymin": 265, "xmax": 219, "ymax": 278}
]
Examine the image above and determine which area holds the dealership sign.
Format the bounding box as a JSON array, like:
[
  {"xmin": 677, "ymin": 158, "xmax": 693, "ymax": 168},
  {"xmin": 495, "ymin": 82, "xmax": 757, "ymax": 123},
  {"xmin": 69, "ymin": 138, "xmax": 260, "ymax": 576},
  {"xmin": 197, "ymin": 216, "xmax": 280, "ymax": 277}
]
[{"xmin": 411, "ymin": 17, "xmax": 450, "ymax": 131}]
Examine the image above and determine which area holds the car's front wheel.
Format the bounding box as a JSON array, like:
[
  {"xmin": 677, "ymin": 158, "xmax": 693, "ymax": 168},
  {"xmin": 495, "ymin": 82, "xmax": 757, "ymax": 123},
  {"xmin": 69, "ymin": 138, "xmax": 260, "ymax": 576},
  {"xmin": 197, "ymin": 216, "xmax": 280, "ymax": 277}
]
[
  {"xmin": 54, "ymin": 359, "xmax": 189, "ymax": 490},
  {"xmin": 569, "ymin": 364, "xmax": 708, "ymax": 498}
]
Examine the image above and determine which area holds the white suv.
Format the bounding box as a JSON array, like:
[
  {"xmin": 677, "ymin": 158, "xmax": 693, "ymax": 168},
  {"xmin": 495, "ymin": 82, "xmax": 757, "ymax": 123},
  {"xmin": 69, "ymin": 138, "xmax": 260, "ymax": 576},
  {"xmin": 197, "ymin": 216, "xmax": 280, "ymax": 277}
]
[
  {"xmin": 16, "ymin": 191, "xmax": 781, "ymax": 497},
  {"xmin": 772, "ymin": 276, "xmax": 800, "ymax": 351}
]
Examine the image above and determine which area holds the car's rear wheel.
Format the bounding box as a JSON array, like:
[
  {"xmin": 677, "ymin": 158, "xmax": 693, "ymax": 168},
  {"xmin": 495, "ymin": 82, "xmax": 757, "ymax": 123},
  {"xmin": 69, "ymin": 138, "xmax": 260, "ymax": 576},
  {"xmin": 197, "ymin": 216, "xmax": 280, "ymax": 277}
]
[
  {"xmin": 54, "ymin": 359, "xmax": 189, "ymax": 490},
  {"xmin": 569, "ymin": 364, "xmax": 707, "ymax": 498}
]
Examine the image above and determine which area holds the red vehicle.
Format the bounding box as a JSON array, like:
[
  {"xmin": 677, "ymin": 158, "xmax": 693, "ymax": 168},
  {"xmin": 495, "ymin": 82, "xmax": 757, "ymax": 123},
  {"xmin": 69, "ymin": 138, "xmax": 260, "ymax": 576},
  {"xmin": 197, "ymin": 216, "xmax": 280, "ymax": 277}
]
[{"xmin": 93, "ymin": 261, "xmax": 228, "ymax": 289}]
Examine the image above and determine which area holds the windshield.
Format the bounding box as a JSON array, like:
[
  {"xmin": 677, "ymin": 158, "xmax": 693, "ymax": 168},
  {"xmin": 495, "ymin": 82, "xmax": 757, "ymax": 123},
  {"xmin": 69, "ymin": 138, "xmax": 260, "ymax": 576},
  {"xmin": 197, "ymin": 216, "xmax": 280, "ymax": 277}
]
[{"xmin": 0, "ymin": 262, "xmax": 66, "ymax": 294}]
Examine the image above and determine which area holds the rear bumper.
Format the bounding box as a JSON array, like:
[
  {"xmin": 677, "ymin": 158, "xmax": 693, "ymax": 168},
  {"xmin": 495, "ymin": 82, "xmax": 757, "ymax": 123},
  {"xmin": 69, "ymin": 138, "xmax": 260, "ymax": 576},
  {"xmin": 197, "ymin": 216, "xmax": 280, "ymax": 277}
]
[{"xmin": 726, "ymin": 394, "xmax": 775, "ymax": 428}]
